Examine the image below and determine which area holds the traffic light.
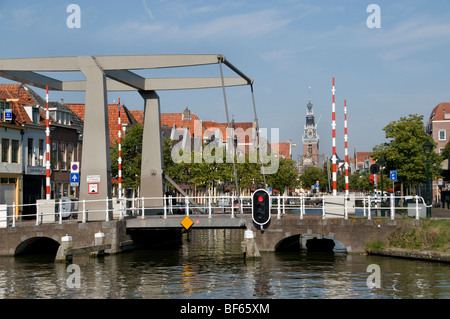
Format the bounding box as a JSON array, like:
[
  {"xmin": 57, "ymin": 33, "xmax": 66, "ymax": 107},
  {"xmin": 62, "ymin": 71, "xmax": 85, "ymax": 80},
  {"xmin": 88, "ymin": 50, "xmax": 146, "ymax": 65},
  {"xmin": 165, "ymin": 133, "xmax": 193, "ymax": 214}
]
[{"xmin": 252, "ymin": 189, "xmax": 271, "ymax": 229}]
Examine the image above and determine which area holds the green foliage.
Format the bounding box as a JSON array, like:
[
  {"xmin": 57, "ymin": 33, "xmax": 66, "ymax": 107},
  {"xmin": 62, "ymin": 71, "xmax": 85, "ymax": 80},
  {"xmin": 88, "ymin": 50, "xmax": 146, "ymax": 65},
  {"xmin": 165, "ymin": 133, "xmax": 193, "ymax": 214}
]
[
  {"xmin": 111, "ymin": 126, "xmax": 299, "ymax": 193},
  {"xmin": 300, "ymin": 166, "xmax": 327, "ymax": 191},
  {"xmin": 365, "ymin": 240, "xmax": 385, "ymax": 251},
  {"xmin": 111, "ymin": 123, "xmax": 143, "ymax": 190},
  {"xmin": 388, "ymin": 219, "xmax": 450, "ymax": 251},
  {"xmin": 371, "ymin": 114, "xmax": 441, "ymax": 193},
  {"xmin": 265, "ymin": 157, "xmax": 299, "ymax": 192}
]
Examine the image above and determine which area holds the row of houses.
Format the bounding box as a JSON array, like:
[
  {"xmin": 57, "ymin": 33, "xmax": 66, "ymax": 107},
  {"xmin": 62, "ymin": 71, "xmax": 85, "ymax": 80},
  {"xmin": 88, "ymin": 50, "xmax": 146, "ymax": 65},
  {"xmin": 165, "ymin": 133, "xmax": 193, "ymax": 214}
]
[{"xmin": 1, "ymin": 83, "xmax": 295, "ymax": 217}]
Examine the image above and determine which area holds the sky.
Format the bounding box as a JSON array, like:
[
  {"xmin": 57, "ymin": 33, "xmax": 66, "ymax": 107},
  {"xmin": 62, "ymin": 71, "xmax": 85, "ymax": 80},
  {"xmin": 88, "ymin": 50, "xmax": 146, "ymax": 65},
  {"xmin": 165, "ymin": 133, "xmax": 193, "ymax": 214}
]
[{"xmin": 1, "ymin": 0, "xmax": 450, "ymax": 161}]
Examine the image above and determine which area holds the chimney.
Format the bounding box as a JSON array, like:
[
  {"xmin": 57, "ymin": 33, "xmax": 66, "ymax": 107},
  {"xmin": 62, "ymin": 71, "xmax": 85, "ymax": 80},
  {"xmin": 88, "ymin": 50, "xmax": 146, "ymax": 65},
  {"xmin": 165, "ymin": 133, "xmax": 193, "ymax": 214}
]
[{"xmin": 183, "ymin": 107, "xmax": 191, "ymax": 120}]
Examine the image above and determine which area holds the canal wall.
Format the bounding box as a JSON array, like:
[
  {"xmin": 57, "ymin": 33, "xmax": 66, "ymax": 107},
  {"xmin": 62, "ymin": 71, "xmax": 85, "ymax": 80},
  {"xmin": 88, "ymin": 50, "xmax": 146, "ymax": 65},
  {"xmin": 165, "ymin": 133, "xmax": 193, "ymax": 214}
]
[
  {"xmin": 0, "ymin": 220, "xmax": 132, "ymax": 256},
  {"xmin": 246, "ymin": 215, "xmax": 423, "ymax": 254},
  {"xmin": 368, "ymin": 248, "xmax": 450, "ymax": 263}
]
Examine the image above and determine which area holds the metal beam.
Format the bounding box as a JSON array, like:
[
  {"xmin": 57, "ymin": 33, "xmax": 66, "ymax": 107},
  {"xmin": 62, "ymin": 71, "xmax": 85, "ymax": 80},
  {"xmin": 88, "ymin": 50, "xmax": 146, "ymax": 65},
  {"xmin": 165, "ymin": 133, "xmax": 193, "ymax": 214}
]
[
  {"xmin": 0, "ymin": 56, "xmax": 80, "ymax": 71},
  {"xmin": 0, "ymin": 54, "xmax": 221, "ymax": 72},
  {"xmin": 60, "ymin": 77, "xmax": 249, "ymax": 91},
  {"xmin": 144, "ymin": 77, "xmax": 248, "ymax": 90},
  {"xmin": 0, "ymin": 70, "xmax": 63, "ymax": 91},
  {"xmin": 94, "ymin": 54, "xmax": 221, "ymax": 70},
  {"xmin": 104, "ymin": 70, "xmax": 146, "ymax": 90}
]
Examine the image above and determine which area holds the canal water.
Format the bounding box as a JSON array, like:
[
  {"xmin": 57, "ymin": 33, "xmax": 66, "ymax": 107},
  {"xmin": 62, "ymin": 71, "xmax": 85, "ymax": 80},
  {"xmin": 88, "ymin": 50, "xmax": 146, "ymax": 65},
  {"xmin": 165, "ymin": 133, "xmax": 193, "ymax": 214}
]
[{"xmin": 0, "ymin": 229, "xmax": 448, "ymax": 299}]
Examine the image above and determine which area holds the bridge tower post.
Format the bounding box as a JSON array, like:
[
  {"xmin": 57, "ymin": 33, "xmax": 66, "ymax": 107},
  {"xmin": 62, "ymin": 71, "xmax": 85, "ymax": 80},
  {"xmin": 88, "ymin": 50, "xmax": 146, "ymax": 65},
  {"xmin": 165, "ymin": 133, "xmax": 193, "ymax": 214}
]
[
  {"xmin": 139, "ymin": 90, "xmax": 164, "ymax": 212},
  {"xmin": 78, "ymin": 56, "xmax": 113, "ymax": 220}
]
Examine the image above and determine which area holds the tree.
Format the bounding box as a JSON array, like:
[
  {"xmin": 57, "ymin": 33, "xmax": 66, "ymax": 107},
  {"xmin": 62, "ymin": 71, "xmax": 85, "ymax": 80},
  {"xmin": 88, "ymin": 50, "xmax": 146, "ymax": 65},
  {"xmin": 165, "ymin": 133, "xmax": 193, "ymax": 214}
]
[
  {"xmin": 266, "ymin": 158, "xmax": 299, "ymax": 193},
  {"xmin": 300, "ymin": 166, "xmax": 327, "ymax": 192},
  {"xmin": 111, "ymin": 123, "xmax": 143, "ymax": 191},
  {"xmin": 371, "ymin": 114, "xmax": 441, "ymax": 195}
]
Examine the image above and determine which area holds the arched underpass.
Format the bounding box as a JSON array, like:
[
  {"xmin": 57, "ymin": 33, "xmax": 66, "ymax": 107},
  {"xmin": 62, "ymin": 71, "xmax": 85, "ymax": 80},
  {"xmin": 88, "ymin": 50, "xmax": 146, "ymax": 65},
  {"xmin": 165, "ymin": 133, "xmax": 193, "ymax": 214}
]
[
  {"xmin": 274, "ymin": 234, "xmax": 347, "ymax": 253},
  {"xmin": 15, "ymin": 237, "xmax": 60, "ymax": 256}
]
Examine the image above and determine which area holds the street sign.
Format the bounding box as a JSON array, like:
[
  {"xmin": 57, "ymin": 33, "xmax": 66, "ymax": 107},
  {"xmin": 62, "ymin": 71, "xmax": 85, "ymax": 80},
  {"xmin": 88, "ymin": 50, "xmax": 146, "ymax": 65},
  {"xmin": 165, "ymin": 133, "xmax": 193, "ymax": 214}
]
[
  {"xmin": 71, "ymin": 162, "xmax": 79, "ymax": 173},
  {"xmin": 88, "ymin": 183, "xmax": 99, "ymax": 194},
  {"xmin": 70, "ymin": 172, "xmax": 79, "ymax": 186},
  {"xmin": 4, "ymin": 109, "xmax": 12, "ymax": 121},
  {"xmin": 390, "ymin": 170, "xmax": 397, "ymax": 181},
  {"xmin": 87, "ymin": 175, "xmax": 101, "ymax": 183}
]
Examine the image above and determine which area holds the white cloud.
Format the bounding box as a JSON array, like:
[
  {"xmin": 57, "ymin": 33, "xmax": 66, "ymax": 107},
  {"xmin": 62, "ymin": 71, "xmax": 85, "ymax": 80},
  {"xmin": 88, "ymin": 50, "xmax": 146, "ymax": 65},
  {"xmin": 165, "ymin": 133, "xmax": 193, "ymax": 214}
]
[
  {"xmin": 364, "ymin": 15, "xmax": 450, "ymax": 61},
  {"xmin": 107, "ymin": 8, "xmax": 292, "ymax": 42}
]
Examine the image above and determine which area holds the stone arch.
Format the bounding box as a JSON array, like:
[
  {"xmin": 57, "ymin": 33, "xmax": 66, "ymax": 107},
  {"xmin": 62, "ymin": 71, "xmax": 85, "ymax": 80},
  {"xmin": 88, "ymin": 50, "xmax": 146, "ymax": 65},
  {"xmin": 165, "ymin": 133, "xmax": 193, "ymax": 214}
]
[
  {"xmin": 274, "ymin": 234, "xmax": 301, "ymax": 252},
  {"xmin": 15, "ymin": 237, "xmax": 60, "ymax": 256},
  {"xmin": 274, "ymin": 233, "xmax": 348, "ymax": 253}
]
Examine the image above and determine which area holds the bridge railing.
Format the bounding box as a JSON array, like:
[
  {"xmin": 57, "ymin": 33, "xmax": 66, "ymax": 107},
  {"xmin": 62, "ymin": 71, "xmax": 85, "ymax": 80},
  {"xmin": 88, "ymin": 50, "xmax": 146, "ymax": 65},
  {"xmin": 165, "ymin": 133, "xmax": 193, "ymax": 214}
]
[
  {"xmin": 0, "ymin": 193, "xmax": 430, "ymax": 228},
  {"xmin": 272, "ymin": 193, "xmax": 428, "ymax": 220}
]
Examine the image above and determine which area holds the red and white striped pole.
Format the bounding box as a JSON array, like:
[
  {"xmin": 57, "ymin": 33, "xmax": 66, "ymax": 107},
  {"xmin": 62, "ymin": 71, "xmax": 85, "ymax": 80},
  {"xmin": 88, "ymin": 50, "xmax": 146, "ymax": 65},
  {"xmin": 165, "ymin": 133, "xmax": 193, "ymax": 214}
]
[
  {"xmin": 118, "ymin": 98, "xmax": 122, "ymax": 200},
  {"xmin": 344, "ymin": 99, "xmax": 349, "ymax": 196},
  {"xmin": 45, "ymin": 85, "xmax": 51, "ymax": 200},
  {"xmin": 332, "ymin": 78, "xmax": 337, "ymax": 196}
]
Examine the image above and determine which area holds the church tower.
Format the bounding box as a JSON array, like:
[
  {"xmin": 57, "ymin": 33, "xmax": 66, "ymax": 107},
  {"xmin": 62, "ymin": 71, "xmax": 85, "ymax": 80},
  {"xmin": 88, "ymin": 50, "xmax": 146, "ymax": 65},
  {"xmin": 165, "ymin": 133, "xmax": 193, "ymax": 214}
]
[{"xmin": 302, "ymin": 98, "xmax": 320, "ymax": 167}]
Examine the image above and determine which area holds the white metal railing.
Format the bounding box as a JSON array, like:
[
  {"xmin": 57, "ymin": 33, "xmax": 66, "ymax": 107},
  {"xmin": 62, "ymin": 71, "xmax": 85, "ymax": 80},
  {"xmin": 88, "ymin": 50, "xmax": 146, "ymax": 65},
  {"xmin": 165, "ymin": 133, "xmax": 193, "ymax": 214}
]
[{"xmin": 0, "ymin": 193, "xmax": 432, "ymax": 228}]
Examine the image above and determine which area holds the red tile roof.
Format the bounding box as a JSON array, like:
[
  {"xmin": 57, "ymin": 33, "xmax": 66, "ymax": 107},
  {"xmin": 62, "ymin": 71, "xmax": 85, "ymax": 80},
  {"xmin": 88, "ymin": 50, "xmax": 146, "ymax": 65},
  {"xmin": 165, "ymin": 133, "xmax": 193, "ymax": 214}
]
[
  {"xmin": 356, "ymin": 151, "xmax": 375, "ymax": 164},
  {"xmin": 428, "ymin": 103, "xmax": 450, "ymax": 122},
  {"xmin": 66, "ymin": 103, "xmax": 139, "ymax": 146},
  {"xmin": 129, "ymin": 110, "xmax": 144, "ymax": 125},
  {"xmin": 270, "ymin": 142, "xmax": 292, "ymax": 159},
  {"xmin": 0, "ymin": 84, "xmax": 44, "ymax": 125},
  {"xmin": 66, "ymin": 103, "xmax": 86, "ymax": 121}
]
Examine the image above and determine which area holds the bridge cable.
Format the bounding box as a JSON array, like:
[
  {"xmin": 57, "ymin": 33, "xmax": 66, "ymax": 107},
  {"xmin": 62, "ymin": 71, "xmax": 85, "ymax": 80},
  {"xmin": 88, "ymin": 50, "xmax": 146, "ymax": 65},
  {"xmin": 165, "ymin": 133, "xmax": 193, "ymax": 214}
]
[
  {"xmin": 218, "ymin": 58, "xmax": 242, "ymax": 219},
  {"xmin": 250, "ymin": 83, "xmax": 267, "ymax": 189}
]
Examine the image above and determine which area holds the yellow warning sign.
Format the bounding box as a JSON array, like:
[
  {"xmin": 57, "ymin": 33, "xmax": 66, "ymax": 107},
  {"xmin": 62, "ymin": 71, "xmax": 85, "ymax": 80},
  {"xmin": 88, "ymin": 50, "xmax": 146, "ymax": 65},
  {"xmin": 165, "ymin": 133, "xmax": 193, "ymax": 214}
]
[{"xmin": 181, "ymin": 216, "xmax": 194, "ymax": 230}]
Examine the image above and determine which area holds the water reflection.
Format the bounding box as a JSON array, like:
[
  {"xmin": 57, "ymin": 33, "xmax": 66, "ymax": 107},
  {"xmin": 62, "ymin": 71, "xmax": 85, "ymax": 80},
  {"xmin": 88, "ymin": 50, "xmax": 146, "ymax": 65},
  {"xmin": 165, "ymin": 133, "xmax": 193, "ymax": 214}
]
[{"xmin": 0, "ymin": 228, "xmax": 448, "ymax": 299}]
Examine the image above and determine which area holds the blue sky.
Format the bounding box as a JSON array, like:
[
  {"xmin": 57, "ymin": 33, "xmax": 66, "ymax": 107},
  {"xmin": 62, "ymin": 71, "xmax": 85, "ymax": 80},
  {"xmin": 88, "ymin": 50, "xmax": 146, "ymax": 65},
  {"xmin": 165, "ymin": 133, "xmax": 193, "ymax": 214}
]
[{"xmin": 1, "ymin": 0, "xmax": 450, "ymax": 161}]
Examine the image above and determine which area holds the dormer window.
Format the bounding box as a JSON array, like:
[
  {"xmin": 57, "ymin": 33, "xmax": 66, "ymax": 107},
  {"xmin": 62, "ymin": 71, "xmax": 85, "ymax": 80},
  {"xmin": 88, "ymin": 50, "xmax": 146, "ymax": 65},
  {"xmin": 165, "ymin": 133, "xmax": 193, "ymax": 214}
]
[
  {"xmin": 49, "ymin": 108, "xmax": 71, "ymax": 125},
  {"xmin": 24, "ymin": 105, "xmax": 40, "ymax": 124},
  {"xmin": 0, "ymin": 101, "xmax": 11, "ymax": 121}
]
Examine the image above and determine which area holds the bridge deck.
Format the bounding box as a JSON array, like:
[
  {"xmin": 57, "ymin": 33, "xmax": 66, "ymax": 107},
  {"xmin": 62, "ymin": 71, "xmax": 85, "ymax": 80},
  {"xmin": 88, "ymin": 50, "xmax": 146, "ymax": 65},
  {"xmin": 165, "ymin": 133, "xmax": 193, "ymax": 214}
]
[{"xmin": 125, "ymin": 214, "xmax": 248, "ymax": 229}]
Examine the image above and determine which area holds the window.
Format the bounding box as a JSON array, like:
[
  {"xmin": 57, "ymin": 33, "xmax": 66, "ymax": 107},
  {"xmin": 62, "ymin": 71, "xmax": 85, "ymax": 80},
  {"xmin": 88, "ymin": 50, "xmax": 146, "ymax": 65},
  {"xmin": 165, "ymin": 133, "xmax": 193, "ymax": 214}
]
[
  {"xmin": 11, "ymin": 140, "xmax": 19, "ymax": 163},
  {"xmin": 68, "ymin": 143, "xmax": 74, "ymax": 164},
  {"xmin": 439, "ymin": 130, "xmax": 446, "ymax": 141},
  {"xmin": 0, "ymin": 101, "xmax": 4, "ymax": 121},
  {"xmin": 59, "ymin": 142, "xmax": 66, "ymax": 170},
  {"xmin": 38, "ymin": 139, "xmax": 44, "ymax": 166},
  {"xmin": 51, "ymin": 141, "xmax": 58, "ymax": 169},
  {"xmin": 0, "ymin": 101, "xmax": 8, "ymax": 121},
  {"xmin": 27, "ymin": 138, "xmax": 33, "ymax": 166},
  {"xmin": 1, "ymin": 139, "xmax": 9, "ymax": 162},
  {"xmin": 32, "ymin": 107, "xmax": 39, "ymax": 124}
]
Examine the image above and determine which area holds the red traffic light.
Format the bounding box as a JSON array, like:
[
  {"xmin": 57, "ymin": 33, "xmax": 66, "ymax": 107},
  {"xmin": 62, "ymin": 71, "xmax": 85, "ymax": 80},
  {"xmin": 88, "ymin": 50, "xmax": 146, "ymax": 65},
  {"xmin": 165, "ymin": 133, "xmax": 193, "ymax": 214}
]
[{"xmin": 258, "ymin": 195, "xmax": 264, "ymax": 202}]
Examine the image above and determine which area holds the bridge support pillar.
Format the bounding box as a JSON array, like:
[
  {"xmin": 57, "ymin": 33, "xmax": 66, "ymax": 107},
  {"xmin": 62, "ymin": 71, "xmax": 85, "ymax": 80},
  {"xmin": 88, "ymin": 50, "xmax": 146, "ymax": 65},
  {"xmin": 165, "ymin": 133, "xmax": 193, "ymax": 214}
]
[
  {"xmin": 55, "ymin": 234, "xmax": 73, "ymax": 262},
  {"xmin": 78, "ymin": 56, "xmax": 113, "ymax": 220},
  {"xmin": 241, "ymin": 229, "xmax": 260, "ymax": 258},
  {"xmin": 139, "ymin": 90, "xmax": 164, "ymax": 212}
]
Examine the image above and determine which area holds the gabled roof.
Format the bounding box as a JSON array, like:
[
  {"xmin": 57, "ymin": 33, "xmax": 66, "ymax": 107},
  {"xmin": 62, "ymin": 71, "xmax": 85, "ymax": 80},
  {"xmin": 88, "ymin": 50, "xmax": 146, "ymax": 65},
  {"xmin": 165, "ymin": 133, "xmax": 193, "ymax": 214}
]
[
  {"xmin": 269, "ymin": 142, "xmax": 292, "ymax": 159},
  {"xmin": 129, "ymin": 110, "xmax": 144, "ymax": 125},
  {"xmin": 356, "ymin": 151, "xmax": 375, "ymax": 164},
  {"xmin": 0, "ymin": 83, "xmax": 44, "ymax": 125},
  {"xmin": 428, "ymin": 102, "xmax": 450, "ymax": 122},
  {"xmin": 48, "ymin": 101, "xmax": 84, "ymax": 129},
  {"xmin": 66, "ymin": 102, "xmax": 140, "ymax": 146}
]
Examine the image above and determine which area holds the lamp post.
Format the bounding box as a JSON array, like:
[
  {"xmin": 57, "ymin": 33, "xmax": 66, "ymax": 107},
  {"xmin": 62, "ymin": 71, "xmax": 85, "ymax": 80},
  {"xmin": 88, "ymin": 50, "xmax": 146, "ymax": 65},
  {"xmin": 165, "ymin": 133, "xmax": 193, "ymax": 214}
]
[
  {"xmin": 422, "ymin": 139, "xmax": 433, "ymax": 218},
  {"xmin": 377, "ymin": 156, "xmax": 386, "ymax": 217}
]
